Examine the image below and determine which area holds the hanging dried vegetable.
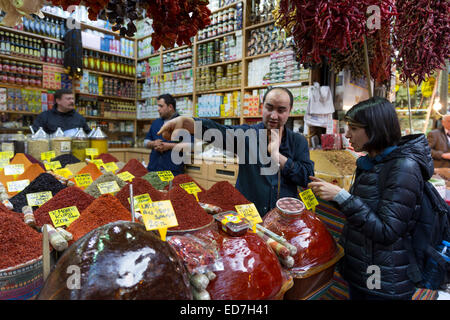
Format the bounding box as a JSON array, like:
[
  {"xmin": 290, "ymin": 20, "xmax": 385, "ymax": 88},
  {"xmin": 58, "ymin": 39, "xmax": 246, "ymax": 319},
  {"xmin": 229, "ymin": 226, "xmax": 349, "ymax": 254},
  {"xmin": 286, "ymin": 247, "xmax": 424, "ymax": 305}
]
[{"xmin": 393, "ymin": 0, "xmax": 450, "ymax": 85}]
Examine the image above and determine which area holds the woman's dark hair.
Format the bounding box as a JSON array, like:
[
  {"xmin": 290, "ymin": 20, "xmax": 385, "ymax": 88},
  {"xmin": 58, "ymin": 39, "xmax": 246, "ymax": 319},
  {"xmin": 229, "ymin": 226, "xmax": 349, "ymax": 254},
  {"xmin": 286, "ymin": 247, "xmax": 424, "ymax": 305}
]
[
  {"xmin": 345, "ymin": 97, "xmax": 401, "ymax": 152},
  {"xmin": 157, "ymin": 94, "xmax": 176, "ymax": 111},
  {"xmin": 262, "ymin": 87, "xmax": 293, "ymax": 109}
]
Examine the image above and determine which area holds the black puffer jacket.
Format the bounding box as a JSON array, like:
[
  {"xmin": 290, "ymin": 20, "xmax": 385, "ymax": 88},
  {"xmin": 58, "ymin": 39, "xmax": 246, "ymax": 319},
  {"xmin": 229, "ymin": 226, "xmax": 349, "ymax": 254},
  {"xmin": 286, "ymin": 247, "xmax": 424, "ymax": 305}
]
[{"xmin": 338, "ymin": 134, "xmax": 434, "ymax": 299}]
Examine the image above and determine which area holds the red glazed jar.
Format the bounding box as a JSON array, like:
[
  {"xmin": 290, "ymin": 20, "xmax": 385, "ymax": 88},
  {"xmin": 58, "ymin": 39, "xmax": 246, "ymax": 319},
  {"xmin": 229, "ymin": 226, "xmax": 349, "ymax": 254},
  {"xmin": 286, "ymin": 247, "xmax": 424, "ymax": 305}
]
[{"xmin": 262, "ymin": 197, "xmax": 343, "ymax": 299}]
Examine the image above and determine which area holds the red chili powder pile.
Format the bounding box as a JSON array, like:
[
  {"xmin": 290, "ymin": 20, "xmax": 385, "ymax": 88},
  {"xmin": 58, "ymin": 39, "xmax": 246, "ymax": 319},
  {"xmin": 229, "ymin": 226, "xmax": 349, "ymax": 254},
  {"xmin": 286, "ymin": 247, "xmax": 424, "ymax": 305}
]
[
  {"xmin": 198, "ymin": 181, "xmax": 251, "ymax": 212},
  {"xmin": 97, "ymin": 153, "xmax": 119, "ymax": 163},
  {"xmin": 115, "ymin": 177, "xmax": 166, "ymax": 211},
  {"xmin": 0, "ymin": 208, "xmax": 43, "ymax": 269},
  {"xmin": 166, "ymin": 186, "xmax": 213, "ymax": 231},
  {"xmin": 34, "ymin": 186, "xmax": 96, "ymax": 228},
  {"xmin": 66, "ymin": 194, "xmax": 132, "ymax": 242},
  {"xmin": 117, "ymin": 159, "xmax": 148, "ymax": 178},
  {"xmin": 164, "ymin": 174, "xmax": 207, "ymax": 192}
]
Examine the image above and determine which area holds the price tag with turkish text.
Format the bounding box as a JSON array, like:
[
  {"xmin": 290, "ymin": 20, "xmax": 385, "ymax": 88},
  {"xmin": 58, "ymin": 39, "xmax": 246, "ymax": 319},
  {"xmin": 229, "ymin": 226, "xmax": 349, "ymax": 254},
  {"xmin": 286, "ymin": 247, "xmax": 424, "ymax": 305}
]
[
  {"xmin": 180, "ymin": 182, "xmax": 201, "ymax": 201},
  {"xmin": 27, "ymin": 191, "xmax": 52, "ymax": 207},
  {"xmin": 97, "ymin": 181, "xmax": 120, "ymax": 195},
  {"xmin": 157, "ymin": 171, "xmax": 174, "ymax": 182},
  {"xmin": 0, "ymin": 151, "xmax": 14, "ymax": 160},
  {"xmin": 74, "ymin": 173, "xmax": 93, "ymax": 187},
  {"xmin": 86, "ymin": 148, "xmax": 99, "ymax": 158},
  {"xmin": 4, "ymin": 164, "xmax": 24, "ymax": 176},
  {"xmin": 55, "ymin": 168, "xmax": 73, "ymax": 179},
  {"xmin": 7, "ymin": 179, "xmax": 30, "ymax": 192},
  {"xmin": 48, "ymin": 206, "xmax": 80, "ymax": 228},
  {"xmin": 117, "ymin": 171, "xmax": 135, "ymax": 182},
  {"xmin": 44, "ymin": 161, "xmax": 62, "ymax": 171},
  {"xmin": 128, "ymin": 193, "xmax": 152, "ymax": 212},
  {"xmin": 235, "ymin": 203, "xmax": 262, "ymax": 232},
  {"xmin": 299, "ymin": 189, "xmax": 319, "ymax": 211},
  {"xmin": 92, "ymin": 159, "xmax": 104, "ymax": 169},
  {"xmin": 41, "ymin": 151, "xmax": 56, "ymax": 162},
  {"xmin": 102, "ymin": 162, "xmax": 119, "ymax": 173},
  {"xmin": 140, "ymin": 200, "xmax": 178, "ymax": 241}
]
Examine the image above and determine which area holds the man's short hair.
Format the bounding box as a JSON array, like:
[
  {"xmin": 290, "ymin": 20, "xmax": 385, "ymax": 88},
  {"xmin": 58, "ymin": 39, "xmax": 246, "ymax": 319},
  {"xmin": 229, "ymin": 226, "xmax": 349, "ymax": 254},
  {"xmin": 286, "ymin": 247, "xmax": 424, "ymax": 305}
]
[
  {"xmin": 54, "ymin": 89, "xmax": 74, "ymax": 100},
  {"xmin": 157, "ymin": 94, "xmax": 176, "ymax": 111},
  {"xmin": 262, "ymin": 87, "xmax": 294, "ymax": 109}
]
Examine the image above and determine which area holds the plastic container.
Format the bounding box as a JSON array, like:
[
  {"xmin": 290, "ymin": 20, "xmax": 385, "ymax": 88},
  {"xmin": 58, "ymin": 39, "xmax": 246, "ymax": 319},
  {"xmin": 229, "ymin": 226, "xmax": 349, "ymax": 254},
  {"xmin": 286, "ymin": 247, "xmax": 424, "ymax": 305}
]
[
  {"xmin": 27, "ymin": 127, "xmax": 49, "ymax": 161},
  {"xmin": 71, "ymin": 128, "xmax": 89, "ymax": 161},
  {"xmin": 89, "ymin": 127, "xmax": 108, "ymax": 155},
  {"xmin": 263, "ymin": 197, "xmax": 343, "ymax": 299},
  {"xmin": 213, "ymin": 211, "xmax": 250, "ymax": 237},
  {"xmin": 50, "ymin": 128, "xmax": 71, "ymax": 157}
]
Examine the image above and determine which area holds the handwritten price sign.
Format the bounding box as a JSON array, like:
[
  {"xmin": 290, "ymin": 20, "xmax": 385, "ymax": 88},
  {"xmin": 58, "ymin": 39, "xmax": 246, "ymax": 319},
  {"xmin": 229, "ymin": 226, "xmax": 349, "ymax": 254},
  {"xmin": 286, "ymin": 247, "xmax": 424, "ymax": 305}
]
[
  {"xmin": 140, "ymin": 200, "xmax": 178, "ymax": 241},
  {"xmin": 49, "ymin": 206, "xmax": 80, "ymax": 228}
]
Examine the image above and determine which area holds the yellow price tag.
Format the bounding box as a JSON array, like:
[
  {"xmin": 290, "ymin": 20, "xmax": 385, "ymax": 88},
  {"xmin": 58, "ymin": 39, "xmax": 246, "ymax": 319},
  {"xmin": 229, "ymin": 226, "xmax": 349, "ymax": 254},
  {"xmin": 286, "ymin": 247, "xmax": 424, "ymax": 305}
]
[
  {"xmin": 7, "ymin": 179, "xmax": 30, "ymax": 192},
  {"xmin": 0, "ymin": 151, "xmax": 14, "ymax": 160},
  {"xmin": 102, "ymin": 162, "xmax": 119, "ymax": 173},
  {"xmin": 140, "ymin": 200, "xmax": 178, "ymax": 241},
  {"xmin": 55, "ymin": 168, "xmax": 73, "ymax": 179},
  {"xmin": 117, "ymin": 171, "xmax": 135, "ymax": 182},
  {"xmin": 180, "ymin": 182, "xmax": 202, "ymax": 201},
  {"xmin": 299, "ymin": 189, "xmax": 319, "ymax": 211},
  {"xmin": 92, "ymin": 159, "xmax": 104, "ymax": 169},
  {"xmin": 4, "ymin": 164, "xmax": 25, "ymax": 176},
  {"xmin": 97, "ymin": 181, "xmax": 120, "ymax": 195},
  {"xmin": 86, "ymin": 148, "xmax": 99, "ymax": 158},
  {"xmin": 26, "ymin": 191, "xmax": 52, "ymax": 207},
  {"xmin": 235, "ymin": 203, "xmax": 262, "ymax": 232},
  {"xmin": 41, "ymin": 151, "xmax": 56, "ymax": 162},
  {"xmin": 157, "ymin": 171, "xmax": 174, "ymax": 182},
  {"xmin": 128, "ymin": 193, "xmax": 152, "ymax": 212},
  {"xmin": 74, "ymin": 173, "xmax": 94, "ymax": 187},
  {"xmin": 48, "ymin": 206, "xmax": 80, "ymax": 228},
  {"xmin": 44, "ymin": 161, "xmax": 62, "ymax": 171}
]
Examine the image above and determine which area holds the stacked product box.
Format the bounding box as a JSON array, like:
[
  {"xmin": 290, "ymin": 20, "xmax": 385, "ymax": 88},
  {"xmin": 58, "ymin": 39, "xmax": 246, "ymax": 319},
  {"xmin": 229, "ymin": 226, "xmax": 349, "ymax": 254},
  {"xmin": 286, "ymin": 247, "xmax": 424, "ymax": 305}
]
[
  {"xmin": 142, "ymin": 76, "xmax": 161, "ymax": 99},
  {"xmin": 220, "ymin": 91, "xmax": 240, "ymax": 117},
  {"xmin": 4, "ymin": 88, "xmax": 43, "ymax": 112},
  {"xmin": 247, "ymin": 57, "xmax": 271, "ymax": 87},
  {"xmin": 138, "ymin": 37, "xmax": 156, "ymax": 59},
  {"xmin": 247, "ymin": 24, "xmax": 292, "ymax": 57},
  {"xmin": 176, "ymin": 97, "xmax": 194, "ymax": 117},
  {"xmin": 243, "ymin": 90, "xmax": 265, "ymax": 117},
  {"xmin": 160, "ymin": 70, "xmax": 193, "ymax": 95},
  {"xmin": 197, "ymin": 94, "xmax": 222, "ymax": 117},
  {"xmin": 137, "ymin": 98, "xmax": 159, "ymax": 119},
  {"xmin": 0, "ymin": 88, "xmax": 6, "ymax": 111},
  {"xmin": 269, "ymin": 49, "xmax": 308, "ymax": 83}
]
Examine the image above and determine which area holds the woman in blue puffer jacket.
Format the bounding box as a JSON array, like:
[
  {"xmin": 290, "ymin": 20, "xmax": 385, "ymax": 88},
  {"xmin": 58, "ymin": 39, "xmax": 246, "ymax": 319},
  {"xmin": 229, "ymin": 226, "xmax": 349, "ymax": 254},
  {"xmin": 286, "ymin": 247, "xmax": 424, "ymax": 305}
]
[{"xmin": 308, "ymin": 97, "xmax": 434, "ymax": 300}]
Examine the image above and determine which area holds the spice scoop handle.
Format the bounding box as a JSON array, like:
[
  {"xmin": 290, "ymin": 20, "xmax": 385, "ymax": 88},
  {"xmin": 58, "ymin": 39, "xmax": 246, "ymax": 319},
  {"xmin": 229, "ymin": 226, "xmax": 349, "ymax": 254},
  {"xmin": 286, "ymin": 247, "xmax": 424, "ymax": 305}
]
[{"xmin": 256, "ymin": 224, "xmax": 297, "ymax": 256}]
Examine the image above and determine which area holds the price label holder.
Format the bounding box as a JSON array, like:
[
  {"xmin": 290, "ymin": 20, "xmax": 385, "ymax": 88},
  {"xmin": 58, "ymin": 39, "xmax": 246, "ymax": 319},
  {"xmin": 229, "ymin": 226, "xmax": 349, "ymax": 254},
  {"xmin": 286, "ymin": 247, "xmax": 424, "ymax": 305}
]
[
  {"xmin": 235, "ymin": 203, "xmax": 262, "ymax": 232},
  {"xmin": 92, "ymin": 159, "xmax": 104, "ymax": 169},
  {"xmin": 48, "ymin": 206, "xmax": 80, "ymax": 228},
  {"xmin": 44, "ymin": 161, "xmax": 62, "ymax": 171},
  {"xmin": 299, "ymin": 189, "xmax": 319, "ymax": 212},
  {"xmin": 128, "ymin": 193, "xmax": 152, "ymax": 212},
  {"xmin": 140, "ymin": 200, "xmax": 178, "ymax": 241},
  {"xmin": 179, "ymin": 182, "xmax": 202, "ymax": 202},
  {"xmin": 4, "ymin": 163, "xmax": 25, "ymax": 180},
  {"xmin": 117, "ymin": 171, "xmax": 135, "ymax": 182},
  {"xmin": 7, "ymin": 179, "xmax": 30, "ymax": 193},
  {"xmin": 97, "ymin": 181, "xmax": 120, "ymax": 195},
  {"xmin": 55, "ymin": 168, "xmax": 73, "ymax": 179},
  {"xmin": 102, "ymin": 162, "xmax": 119, "ymax": 173},
  {"xmin": 41, "ymin": 151, "xmax": 56, "ymax": 162},
  {"xmin": 86, "ymin": 148, "xmax": 99, "ymax": 160},
  {"xmin": 74, "ymin": 173, "xmax": 94, "ymax": 188},
  {"xmin": 27, "ymin": 191, "xmax": 52, "ymax": 207},
  {"xmin": 0, "ymin": 151, "xmax": 14, "ymax": 160}
]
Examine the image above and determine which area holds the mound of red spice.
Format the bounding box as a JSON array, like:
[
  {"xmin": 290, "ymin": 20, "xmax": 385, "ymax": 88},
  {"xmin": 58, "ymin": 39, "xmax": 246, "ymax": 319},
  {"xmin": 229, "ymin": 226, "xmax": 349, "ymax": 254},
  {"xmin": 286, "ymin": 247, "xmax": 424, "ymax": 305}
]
[
  {"xmin": 97, "ymin": 153, "xmax": 119, "ymax": 163},
  {"xmin": 117, "ymin": 159, "xmax": 148, "ymax": 178},
  {"xmin": 34, "ymin": 186, "xmax": 96, "ymax": 228},
  {"xmin": 66, "ymin": 194, "xmax": 132, "ymax": 242},
  {"xmin": 164, "ymin": 174, "xmax": 206, "ymax": 192},
  {"xmin": 166, "ymin": 186, "xmax": 213, "ymax": 231},
  {"xmin": 0, "ymin": 209, "xmax": 43, "ymax": 270},
  {"xmin": 115, "ymin": 177, "xmax": 166, "ymax": 211},
  {"xmin": 198, "ymin": 181, "xmax": 251, "ymax": 212}
]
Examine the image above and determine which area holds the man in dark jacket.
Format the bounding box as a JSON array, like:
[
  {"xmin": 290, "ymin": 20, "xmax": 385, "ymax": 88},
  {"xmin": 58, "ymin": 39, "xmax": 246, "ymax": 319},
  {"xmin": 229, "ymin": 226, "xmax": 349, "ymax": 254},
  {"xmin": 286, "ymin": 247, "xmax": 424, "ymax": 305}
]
[
  {"xmin": 427, "ymin": 115, "xmax": 450, "ymax": 168},
  {"xmin": 309, "ymin": 97, "xmax": 433, "ymax": 300},
  {"xmin": 32, "ymin": 89, "xmax": 91, "ymax": 136}
]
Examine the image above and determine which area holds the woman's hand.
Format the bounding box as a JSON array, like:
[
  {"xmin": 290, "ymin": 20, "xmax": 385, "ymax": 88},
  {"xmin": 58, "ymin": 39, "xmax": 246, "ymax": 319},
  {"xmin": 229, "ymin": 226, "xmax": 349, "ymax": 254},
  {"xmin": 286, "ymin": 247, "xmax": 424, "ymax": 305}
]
[{"xmin": 307, "ymin": 176, "xmax": 343, "ymax": 201}]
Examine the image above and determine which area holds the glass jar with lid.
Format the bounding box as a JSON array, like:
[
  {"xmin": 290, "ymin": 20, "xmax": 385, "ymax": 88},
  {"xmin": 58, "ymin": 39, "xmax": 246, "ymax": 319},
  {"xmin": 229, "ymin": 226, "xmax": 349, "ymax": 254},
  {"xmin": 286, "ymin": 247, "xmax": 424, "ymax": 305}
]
[
  {"xmin": 71, "ymin": 128, "xmax": 90, "ymax": 161},
  {"xmin": 50, "ymin": 127, "xmax": 72, "ymax": 157},
  {"xmin": 89, "ymin": 126, "xmax": 108, "ymax": 155},
  {"xmin": 28, "ymin": 127, "xmax": 49, "ymax": 160}
]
